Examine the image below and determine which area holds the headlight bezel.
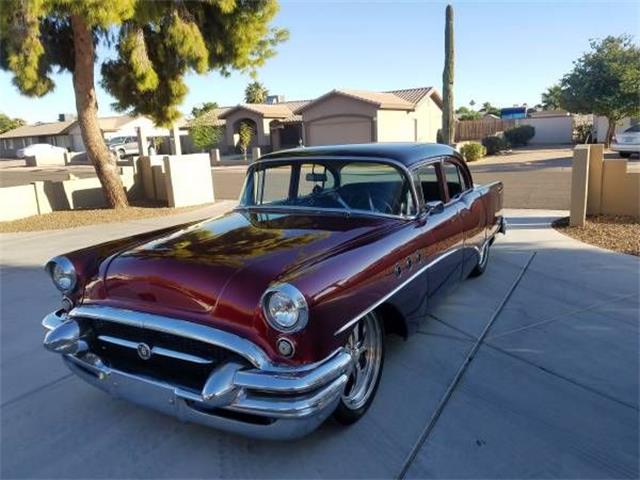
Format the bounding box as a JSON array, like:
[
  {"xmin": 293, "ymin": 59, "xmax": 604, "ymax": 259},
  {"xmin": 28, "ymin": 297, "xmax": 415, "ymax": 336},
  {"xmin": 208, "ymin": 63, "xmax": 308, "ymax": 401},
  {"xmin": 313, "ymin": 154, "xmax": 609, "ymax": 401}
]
[
  {"xmin": 261, "ymin": 283, "xmax": 309, "ymax": 333},
  {"xmin": 45, "ymin": 256, "xmax": 78, "ymax": 294}
]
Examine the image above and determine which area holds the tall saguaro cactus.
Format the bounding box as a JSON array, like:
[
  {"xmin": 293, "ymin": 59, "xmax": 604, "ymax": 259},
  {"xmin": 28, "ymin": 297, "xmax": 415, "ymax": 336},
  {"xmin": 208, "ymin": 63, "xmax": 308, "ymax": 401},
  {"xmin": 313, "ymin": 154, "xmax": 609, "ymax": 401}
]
[{"xmin": 442, "ymin": 5, "xmax": 455, "ymax": 145}]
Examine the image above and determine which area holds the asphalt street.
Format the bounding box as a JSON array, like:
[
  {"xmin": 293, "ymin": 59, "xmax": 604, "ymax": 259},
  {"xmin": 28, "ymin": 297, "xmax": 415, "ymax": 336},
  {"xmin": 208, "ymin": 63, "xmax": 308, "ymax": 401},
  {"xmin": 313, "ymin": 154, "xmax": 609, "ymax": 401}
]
[{"xmin": 1, "ymin": 205, "xmax": 638, "ymax": 478}]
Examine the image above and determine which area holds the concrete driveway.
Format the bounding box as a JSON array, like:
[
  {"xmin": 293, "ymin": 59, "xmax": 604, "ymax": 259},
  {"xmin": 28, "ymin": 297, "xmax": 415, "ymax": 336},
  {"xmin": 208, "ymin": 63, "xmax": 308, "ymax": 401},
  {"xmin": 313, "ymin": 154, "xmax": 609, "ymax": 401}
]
[{"xmin": 1, "ymin": 205, "xmax": 638, "ymax": 478}]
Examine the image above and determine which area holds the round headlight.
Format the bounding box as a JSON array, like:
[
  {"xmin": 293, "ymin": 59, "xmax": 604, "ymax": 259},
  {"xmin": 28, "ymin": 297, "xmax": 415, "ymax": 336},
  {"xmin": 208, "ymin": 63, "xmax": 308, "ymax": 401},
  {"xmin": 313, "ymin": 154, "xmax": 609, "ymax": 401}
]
[
  {"xmin": 46, "ymin": 256, "xmax": 77, "ymax": 293},
  {"xmin": 262, "ymin": 283, "xmax": 308, "ymax": 333}
]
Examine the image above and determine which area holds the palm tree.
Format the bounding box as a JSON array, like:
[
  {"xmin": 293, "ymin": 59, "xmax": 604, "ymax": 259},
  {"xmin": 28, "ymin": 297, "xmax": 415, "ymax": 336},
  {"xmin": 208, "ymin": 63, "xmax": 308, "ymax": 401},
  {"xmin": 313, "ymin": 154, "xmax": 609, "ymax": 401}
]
[
  {"xmin": 245, "ymin": 81, "xmax": 269, "ymax": 104},
  {"xmin": 541, "ymin": 85, "xmax": 563, "ymax": 111}
]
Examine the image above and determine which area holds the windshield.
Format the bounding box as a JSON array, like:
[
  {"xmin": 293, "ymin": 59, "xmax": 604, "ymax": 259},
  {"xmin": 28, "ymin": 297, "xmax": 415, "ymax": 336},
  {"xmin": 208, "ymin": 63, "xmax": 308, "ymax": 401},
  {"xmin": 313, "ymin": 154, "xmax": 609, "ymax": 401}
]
[
  {"xmin": 240, "ymin": 160, "xmax": 416, "ymax": 217},
  {"xmin": 107, "ymin": 137, "xmax": 127, "ymax": 145}
]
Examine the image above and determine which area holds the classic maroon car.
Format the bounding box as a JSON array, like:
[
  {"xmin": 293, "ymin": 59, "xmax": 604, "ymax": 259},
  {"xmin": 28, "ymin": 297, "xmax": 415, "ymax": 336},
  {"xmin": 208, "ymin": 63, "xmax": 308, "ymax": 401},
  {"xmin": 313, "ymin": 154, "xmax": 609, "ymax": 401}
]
[{"xmin": 42, "ymin": 143, "xmax": 505, "ymax": 439}]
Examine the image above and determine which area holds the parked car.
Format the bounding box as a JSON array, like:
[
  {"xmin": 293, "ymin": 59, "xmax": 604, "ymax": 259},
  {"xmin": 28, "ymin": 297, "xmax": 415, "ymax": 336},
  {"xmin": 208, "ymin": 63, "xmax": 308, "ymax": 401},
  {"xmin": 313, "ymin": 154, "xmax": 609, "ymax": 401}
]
[
  {"xmin": 41, "ymin": 143, "xmax": 505, "ymax": 439},
  {"xmin": 611, "ymin": 124, "xmax": 640, "ymax": 157},
  {"xmin": 16, "ymin": 143, "xmax": 67, "ymax": 159},
  {"xmin": 107, "ymin": 136, "xmax": 139, "ymax": 157}
]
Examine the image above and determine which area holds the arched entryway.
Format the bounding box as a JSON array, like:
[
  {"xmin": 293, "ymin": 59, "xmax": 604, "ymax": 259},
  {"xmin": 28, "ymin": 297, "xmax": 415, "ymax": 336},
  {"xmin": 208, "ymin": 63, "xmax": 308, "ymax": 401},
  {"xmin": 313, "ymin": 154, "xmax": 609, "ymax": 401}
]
[{"xmin": 231, "ymin": 118, "xmax": 258, "ymax": 154}]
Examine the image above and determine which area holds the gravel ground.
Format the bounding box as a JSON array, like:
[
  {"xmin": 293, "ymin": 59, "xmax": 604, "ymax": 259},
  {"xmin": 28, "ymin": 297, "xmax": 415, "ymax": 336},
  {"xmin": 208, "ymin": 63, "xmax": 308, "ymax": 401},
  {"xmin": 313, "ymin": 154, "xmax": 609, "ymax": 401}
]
[
  {"xmin": 0, "ymin": 203, "xmax": 208, "ymax": 233},
  {"xmin": 553, "ymin": 215, "xmax": 640, "ymax": 256}
]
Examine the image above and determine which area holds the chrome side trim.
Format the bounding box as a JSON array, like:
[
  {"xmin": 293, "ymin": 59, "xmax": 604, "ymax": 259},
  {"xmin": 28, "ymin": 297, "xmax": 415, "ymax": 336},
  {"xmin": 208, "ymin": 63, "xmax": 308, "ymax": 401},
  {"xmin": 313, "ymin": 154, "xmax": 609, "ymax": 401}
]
[
  {"xmin": 333, "ymin": 247, "xmax": 462, "ymax": 336},
  {"xmin": 69, "ymin": 305, "xmax": 270, "ymax": 369},
  {"xmin": 97, "ymin": 335, "xmax": 214, "ymax": 365}
]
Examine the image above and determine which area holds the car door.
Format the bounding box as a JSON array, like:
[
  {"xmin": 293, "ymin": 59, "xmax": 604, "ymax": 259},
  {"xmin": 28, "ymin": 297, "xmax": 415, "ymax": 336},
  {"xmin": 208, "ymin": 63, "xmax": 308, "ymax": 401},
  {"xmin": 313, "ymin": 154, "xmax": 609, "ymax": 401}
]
[
  {"xmin": 414, "ymin": 160, "xmax": 465, "ymax": 303},
  {"xmin": 442, "ymin": 157, "xmax": 487, "ymax": 278}
]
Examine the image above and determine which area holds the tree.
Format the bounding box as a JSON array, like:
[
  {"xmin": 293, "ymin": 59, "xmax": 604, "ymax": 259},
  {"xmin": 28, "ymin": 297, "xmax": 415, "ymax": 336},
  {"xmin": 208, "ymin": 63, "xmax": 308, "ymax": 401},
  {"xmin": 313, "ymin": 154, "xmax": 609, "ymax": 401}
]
[
  {"xmin": 480, "ymin": 102, "xmax": 501, "ymax": 117},
  {"xmin": 190, "ymin": 113, "xmax": 223, "ymax": 152},
  {"xmin": 455, "ymin": 106, "xmax": 481, "ymax": 121},
  {"xmin": 559, "ymin": 35, "xmax": 640, "ymax": 146},
  {"xmin": 238, "ymin": 121, "xmax": 255, "ymax": 160},
  {"xmin": 541, "ymin": 84, "xmax": 562, "ymax": 110},
  {"xmin": 0, "ymin": 113, "xmax": 25, "ymax": 134},
  {"xmin": 244, "ymin": 81, "xmax": 269, "ymax": 103},
  {"xmin": 441, "ymin": 5, "xmax": 455, "ymax": 144},
  {"xmin": 1, "ymin": 1, "xmax": 287, "ymax": 208},
  {"xmin": 191, "ymin": 102, "xmax": 218, "ymax": 118}
]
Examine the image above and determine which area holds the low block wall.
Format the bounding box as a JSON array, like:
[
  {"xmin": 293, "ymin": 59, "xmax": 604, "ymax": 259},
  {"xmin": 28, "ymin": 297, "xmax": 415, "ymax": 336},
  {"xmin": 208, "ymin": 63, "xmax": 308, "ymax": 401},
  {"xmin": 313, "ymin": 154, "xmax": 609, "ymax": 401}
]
[
  {"xmin": 0, "ymin": 185, "xmax": 40, "ymax": 221},
  {"xmin": 0, "ymin": 167, "xmax": 140, "ymax": 222},
  {"xmin": 163, "ymin": 154, "xmax": 215, "ymax": 207},
  {"xmin": 570, "ymin": 144, "xmax": 640, "ymax": 224},
  {"xmin": 24, "ymin": 150, "xmax": 67, "ymax": 166}
]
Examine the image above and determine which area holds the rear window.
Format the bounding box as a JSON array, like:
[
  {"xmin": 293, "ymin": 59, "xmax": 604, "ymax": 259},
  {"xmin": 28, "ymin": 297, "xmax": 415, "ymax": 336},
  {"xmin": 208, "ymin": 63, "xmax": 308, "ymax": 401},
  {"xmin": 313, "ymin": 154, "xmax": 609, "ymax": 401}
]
[{"xmin": 624, "ymin": 124, "xmax": 640, "ymax": 133}]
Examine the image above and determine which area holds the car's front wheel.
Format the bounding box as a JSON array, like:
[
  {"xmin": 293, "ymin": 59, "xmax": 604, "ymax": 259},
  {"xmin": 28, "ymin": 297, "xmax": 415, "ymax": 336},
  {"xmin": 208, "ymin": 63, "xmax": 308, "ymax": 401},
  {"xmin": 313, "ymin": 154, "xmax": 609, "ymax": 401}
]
[
  {"xmin": 334, "ymin": 312, "xmax": 384, "ymax": 425},
  {"xmin": 618, "ymin": 151, "xmax": 631, "ymax": 158}
]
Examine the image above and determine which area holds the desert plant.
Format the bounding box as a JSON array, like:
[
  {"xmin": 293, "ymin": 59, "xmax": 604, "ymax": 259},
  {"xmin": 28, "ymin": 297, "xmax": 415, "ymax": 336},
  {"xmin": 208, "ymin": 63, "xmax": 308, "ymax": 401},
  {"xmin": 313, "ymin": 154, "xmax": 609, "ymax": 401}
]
[
  {"xmin": 460, "ymin": 142, "xmax": 486, "ymax": 162},
  {"xmin": 441, "ymin": 5, "xmax": 455, "ymax": 144},
  {"xmin": 504, "ymin": 125, "xmax": 535, "ymax": 146},
  {"xmin": 482, "ymin": 135, "xmax": 509, "ymax": 155},
  {"xmin": 238, "ymin": 122, "xmax": 255, "ymax": 160}
]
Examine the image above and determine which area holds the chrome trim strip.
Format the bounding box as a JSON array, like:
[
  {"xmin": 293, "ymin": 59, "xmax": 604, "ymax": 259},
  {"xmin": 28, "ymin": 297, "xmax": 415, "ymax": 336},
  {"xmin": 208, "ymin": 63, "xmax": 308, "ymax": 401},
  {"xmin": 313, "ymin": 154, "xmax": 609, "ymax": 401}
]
[
  {"xmin": 333, "ymin": 247, "xmax": 462, "ymax": 336},
  {"xmin": 334, "ymin": 231, "xmax": 500, "ymax": 337},
  {"xmin": 69, "ymin": 305, "xmax": 271, "ymax": 369},
  {"xmin": 234, "ymin": 350, "xmax": 353, "ymax": 394},
  {"xmin": 97, "ymin": 335, "xmax": 214, "ymax": 365}
]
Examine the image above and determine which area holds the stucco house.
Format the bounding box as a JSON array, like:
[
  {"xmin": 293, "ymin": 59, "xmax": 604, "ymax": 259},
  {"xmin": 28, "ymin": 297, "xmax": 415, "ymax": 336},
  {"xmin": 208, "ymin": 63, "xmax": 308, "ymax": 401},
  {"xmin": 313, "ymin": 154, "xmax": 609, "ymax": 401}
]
[
  {"xmin": 0, "ymin": 115, "xmax": 161, "ymax": 157},
  {"xmin": 198, "ymin": 86, "xmax": 442, "ymax": 154}
]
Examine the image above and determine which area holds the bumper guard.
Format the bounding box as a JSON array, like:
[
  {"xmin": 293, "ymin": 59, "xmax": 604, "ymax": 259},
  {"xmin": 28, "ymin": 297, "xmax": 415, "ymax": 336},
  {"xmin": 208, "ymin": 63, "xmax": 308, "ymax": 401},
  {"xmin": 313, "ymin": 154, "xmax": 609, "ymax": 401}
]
[{"xmin": 42, "ymin": 307, "xmax": 352, "ymax": 439}]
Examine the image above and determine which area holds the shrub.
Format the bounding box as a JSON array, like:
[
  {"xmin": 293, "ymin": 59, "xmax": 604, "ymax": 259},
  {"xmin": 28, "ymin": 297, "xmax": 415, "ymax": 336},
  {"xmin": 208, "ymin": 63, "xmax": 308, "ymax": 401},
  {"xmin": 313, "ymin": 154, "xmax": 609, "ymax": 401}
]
[
  {"xmin": 460, "ymin": 142, "xmax": 486, "ymax": 162},
  {"xmin": 504, "ymin": 125, "xmax": 535, "ymax": 146},
  {"xmin": 574, "ymin": 123, "xmax": 594, "ymax": 144},
  {"xmin": 482, "ymin": 135, "xmax": 509, "ymax": 155}
]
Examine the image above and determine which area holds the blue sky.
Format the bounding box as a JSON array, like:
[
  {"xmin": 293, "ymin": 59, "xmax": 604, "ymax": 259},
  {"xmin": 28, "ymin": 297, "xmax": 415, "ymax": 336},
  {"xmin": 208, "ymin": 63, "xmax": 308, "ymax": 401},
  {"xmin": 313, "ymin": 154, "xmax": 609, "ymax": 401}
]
[{"xmin": 1, "ymin": 0, "xmax": 638, "ymax": 123}]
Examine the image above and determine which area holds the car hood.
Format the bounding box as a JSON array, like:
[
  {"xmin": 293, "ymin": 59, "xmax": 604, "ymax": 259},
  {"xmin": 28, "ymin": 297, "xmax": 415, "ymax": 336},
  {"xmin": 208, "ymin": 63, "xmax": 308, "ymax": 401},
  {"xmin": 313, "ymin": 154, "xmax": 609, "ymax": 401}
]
[{"xmin": 100, "ymin": 209, "xmax": 399, "ymax": 321}]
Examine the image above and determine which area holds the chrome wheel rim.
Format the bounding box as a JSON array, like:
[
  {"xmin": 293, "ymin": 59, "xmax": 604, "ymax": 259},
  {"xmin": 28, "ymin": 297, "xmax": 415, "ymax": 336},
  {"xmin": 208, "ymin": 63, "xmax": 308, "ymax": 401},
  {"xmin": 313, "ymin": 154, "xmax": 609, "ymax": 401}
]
[
  {"xmin": 479, "ymin": 241, "xmax": 489, "ymax": 267},
  {"xmin": 342, "ymin": 313, "xmax": 382, "ymax": 410}
]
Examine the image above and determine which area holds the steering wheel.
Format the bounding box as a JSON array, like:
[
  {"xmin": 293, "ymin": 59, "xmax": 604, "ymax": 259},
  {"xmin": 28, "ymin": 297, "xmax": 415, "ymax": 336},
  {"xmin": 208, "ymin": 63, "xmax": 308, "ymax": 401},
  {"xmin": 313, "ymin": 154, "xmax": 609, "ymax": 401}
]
[{"xmin": 367, "ymin": 191, "xmax": 394, "ymax": 214}]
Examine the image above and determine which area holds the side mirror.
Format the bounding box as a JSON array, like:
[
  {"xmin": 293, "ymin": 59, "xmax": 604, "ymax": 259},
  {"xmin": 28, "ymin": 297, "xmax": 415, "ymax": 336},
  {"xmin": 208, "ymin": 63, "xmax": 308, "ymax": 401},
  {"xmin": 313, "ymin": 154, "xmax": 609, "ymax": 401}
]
[{"xmin": 425, "ymin": 200, "xmax": 445, "ymax": 215}]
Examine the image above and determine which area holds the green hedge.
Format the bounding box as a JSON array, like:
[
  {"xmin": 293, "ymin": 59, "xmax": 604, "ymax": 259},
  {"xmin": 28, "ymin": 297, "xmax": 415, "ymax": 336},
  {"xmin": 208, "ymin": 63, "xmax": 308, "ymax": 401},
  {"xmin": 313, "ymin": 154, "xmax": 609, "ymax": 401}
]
[
  {"xmin": 504, "ymin": 125, "xmax": 535, "ymax": 146},
  {"xmin": 460, "ymin": 142, "xmax": 486, "ymax": 162},
  {"xmin": 482, "ymin": 135, "xmax": 509, "ymax": 155}
]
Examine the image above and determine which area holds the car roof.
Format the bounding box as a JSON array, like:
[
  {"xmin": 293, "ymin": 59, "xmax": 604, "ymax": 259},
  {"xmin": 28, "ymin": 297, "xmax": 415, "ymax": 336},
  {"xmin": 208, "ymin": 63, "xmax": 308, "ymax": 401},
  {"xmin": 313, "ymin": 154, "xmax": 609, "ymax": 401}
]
[{"xmin": 259, "ymin": 142, "xmax": 460, "ymax": 167}]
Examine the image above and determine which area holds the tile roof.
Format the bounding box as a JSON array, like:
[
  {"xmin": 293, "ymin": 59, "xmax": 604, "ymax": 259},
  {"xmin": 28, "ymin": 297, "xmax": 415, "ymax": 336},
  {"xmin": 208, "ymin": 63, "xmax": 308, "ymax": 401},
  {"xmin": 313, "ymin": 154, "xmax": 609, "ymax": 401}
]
[
  {"xmin": 294, "ymin": 87, "xmax": 438, "ymax": 114},
  {"xmin": 0, "ymin": 115, "xmax": 146, "ymax": 138},
  {"xmin": 386, "ymin": 87, "xmax": 435, "ymax": 105},
  {"xmin": 0, "ymin": 120, "xmax": 76, "ymax": 138}
]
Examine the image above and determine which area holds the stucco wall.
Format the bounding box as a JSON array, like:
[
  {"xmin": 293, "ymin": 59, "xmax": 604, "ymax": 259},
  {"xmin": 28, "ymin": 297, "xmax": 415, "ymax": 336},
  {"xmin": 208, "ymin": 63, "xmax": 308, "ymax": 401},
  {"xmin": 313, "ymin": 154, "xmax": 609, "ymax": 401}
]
[
  {"xmin": 163, "ymin": 154, "xmax": 215, "ymax": 208},
  {"xmin": 376, "ymin": 110, "xmax": 414, "ymax": 142},
  {"xmin": 516, "ymin": 116, "xmax": 573, "ymax": 144},
  {"xmin": 572, "ymin": 144, "xmax": 640, "ymax": 221},
  {"xmin": 0, "ymin": 185, "xmax": 40, "ymax": 221}
]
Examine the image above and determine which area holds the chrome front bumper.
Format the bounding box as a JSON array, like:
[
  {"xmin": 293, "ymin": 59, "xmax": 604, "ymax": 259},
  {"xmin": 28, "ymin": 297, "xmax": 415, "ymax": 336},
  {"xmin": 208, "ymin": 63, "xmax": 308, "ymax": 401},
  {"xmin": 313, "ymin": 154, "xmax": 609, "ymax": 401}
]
[{"xmin": 42, "ymin": 306, "xmax": 353, "ymax": 439}]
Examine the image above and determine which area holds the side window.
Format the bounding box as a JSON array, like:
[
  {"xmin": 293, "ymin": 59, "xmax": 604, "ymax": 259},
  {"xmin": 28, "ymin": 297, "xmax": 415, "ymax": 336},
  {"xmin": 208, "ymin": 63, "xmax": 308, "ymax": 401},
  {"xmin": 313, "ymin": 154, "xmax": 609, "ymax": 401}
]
[
  {"xmin": 442, "ymin": 160, "xmax": 469, "ymax": 200},
  {"xmin": 415, "ymin": 163, "xmax": 444, "ymax": 203}
]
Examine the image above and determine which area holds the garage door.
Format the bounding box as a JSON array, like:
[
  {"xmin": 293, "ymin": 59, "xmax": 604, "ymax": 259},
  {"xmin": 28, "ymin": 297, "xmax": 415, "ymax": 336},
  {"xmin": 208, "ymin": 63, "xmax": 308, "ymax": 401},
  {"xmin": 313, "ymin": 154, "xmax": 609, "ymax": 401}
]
[{"xmin": 308, "ymin": 116, "xmax": 372, "ymax": 146}]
